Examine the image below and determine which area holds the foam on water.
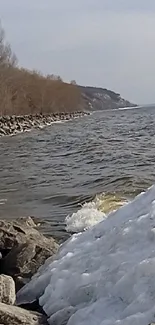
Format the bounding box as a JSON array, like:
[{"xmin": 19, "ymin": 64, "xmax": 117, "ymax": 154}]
[
  {"xmin": 0, "ymin": 199, "xmax": 7, "ymax": 205},
  {"xmin": 66, "ymin": 193, "xmax": 127, "ymax": 232},
  {"xmin": 118, "ymin": 105, "xmax": 141, "ymax": 110}
]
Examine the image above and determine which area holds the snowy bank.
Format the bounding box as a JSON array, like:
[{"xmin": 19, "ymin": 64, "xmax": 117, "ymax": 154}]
[{"xmin": 16, "ymin": 185, "xmax": 155, "ymax": 325}]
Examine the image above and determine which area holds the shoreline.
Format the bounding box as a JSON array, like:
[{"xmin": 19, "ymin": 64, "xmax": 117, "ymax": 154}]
[
  {"xmin": 0, "ymin": 216, "xmax": 59, "ymax": 324},
  {"xmin": 0, "ymin": 111, "xmax": 90, "ymax": 137}
]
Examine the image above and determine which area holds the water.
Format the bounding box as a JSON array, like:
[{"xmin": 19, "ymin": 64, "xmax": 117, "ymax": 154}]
[{"xmin": 0, "ymin": 106, "xmax": 155, "ymax": 239}]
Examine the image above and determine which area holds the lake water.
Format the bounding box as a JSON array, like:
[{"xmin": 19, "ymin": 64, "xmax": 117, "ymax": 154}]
[{"xmin": 0, "ymin": 106, "xmax": 155, "ymax": 240}]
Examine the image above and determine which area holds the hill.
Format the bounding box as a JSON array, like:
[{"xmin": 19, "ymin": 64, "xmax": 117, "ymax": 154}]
[{"xmin": 79, "ymin": 85, "xmax": 136, "ymax": 111}]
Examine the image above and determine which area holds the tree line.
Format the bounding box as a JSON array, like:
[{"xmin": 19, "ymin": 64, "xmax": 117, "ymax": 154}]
[{"xmin": 0, "ymin": 23, "xmax": 82, "ymax": 116}]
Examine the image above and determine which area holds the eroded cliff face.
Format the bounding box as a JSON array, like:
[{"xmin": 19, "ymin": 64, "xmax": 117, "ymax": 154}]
[{"xmin": 79, "ymin": 85, "xmax": 136, "ymax": 111}]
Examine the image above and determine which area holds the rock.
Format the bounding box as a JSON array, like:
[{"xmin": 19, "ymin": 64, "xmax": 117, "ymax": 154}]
[
  {"xmin": 0, "ymin": 275, "xmax": 15, "ymax": 305},
  {"xmin": 0, "ymin": 217, "xmax": 59, "ymax": 291},
  {"xmin": 0, "ymin": 128, "xmax": 6, "ymax": 135},
  {"xmin": 0, "ymin": 302, "xmax": 47, "ymax": 325},
  {"xmin": 1, "ymin": 125, "xmax": 10, "ymax": 135},
  {"xmin": 0, "ymin": 112, "xmax": 89, "ymax": 137}
]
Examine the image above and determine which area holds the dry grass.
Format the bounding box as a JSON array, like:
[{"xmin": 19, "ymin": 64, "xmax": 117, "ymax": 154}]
[{"xmin": 0, "ymin": 66, "xmax": 82, "ymax": 116}]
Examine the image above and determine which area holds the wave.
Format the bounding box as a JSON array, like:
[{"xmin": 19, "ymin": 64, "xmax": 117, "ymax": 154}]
[
  {"xmin": 118, "ymin": 105, "xmax": 142, "ymax": 110},
  {"xmin": 0, "ymin": 198, "xmax": 7, "ymax": 205},
  {"xmin": 65, "ymin": 192, "xmax": 128, "ymax": 233}
]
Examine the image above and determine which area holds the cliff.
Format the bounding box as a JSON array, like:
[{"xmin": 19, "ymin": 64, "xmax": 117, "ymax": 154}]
[{"xmin": 79, "ymin": 85, "xmax": 136, "ymax": 111}]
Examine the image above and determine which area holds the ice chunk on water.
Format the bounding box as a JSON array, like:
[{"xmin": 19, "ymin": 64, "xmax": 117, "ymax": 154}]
[{"xmin": 17, "ymin": 185, "xmax": 155, "ymax": 325}]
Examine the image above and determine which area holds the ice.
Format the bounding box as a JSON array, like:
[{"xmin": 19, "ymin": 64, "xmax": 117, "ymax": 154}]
[{"xmin": 17, "ymin": 185, "xmax": 155, "ymax": 325}]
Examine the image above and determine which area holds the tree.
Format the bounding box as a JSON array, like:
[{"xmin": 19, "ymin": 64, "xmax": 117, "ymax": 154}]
[
  {"xmin": 0, "ymin": 22, "xmax": 17, "ymax": 67},
  {"xmin": 47, "ymin": 74, "xmax": 63, "ymax": 81},
  {"xmin": 70, "ymin": 80, "xmax": 77, "ymax": 85}
]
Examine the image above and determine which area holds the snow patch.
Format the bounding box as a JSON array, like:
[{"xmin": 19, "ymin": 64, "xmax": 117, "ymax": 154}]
[{"xmin": 16, "ymin": 185, "xmax": 155, "ymax": 325}]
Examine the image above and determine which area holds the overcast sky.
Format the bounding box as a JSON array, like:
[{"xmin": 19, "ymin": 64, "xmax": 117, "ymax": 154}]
[{"xmin": 0, "ymin": 0, "xmax": 155, "ymax": 104}]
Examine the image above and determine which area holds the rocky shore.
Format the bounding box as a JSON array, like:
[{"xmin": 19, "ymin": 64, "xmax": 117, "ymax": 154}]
[
  {"xmin": 0, "ymin": 217, "xmax": 59, "ymax": 324},
  {"xmin": 0, "ymin": 219, "xmax": 155, "ymax": 325},
  {"xmin": 0, "ymin": 111, "xmax": 90, "ymax": 137}
]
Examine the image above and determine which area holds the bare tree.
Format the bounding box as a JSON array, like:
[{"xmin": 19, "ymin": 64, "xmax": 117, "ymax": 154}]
[
  {"xmin": 70, "ymin": 80, "xmax": 77, "ymax": 85},
  {"xmin": 0, "ymin": 21, "xmax": 17, "ymax": 67},
  {"xmin": 47, "ymin": 74, "xmax": 62, "ymax": 81},
  {"xmin": 0, "ymin": 23, "xmax": 82, "ymax": 116}
]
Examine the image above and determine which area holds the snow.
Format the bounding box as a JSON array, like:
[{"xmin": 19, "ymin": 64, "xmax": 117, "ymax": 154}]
[{"xmin": 16, "ymin": 185, "xmax": 155, "ymax": 325}]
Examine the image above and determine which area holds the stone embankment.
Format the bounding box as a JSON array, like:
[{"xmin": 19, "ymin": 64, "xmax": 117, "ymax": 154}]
[
  {"xmin": 0, "ymin": 111, "xmax": 90, "ymax": 136},
  {"xmin": 0, "ymin": 217, "xmax": 58, "ymax": 324}
]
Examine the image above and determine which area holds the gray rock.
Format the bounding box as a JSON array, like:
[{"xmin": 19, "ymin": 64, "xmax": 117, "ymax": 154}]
[
  {"xmin": 1, "ymin": 126, "xmax": 10, "ymax": 134},
  {"xmin": 0, "ymin": 302, "xmax": 47, "ymax": 325},
  {"xmin": 0, "ymin": 217, "xmax": 59, "ymax": 291},
  {"xmin": 0, "ymin": 112, "xmax": 89, "ymax": 137},
  {"xmin": 0, "ymin": 128, "xmax": 6, "ymax": 135},
  {"xmin": 0, "ymin": 275, "xmax": 15, "ymax": 305}
]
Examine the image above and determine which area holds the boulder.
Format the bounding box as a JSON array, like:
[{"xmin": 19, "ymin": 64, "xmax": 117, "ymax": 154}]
[
  {"xmin": 0, "ymin": 112, "xmax": 89, "ymax": 137},
  {"xmin": 0, "ymin": 275, "xmax": 15, "ymax": 305},
  {"xmin": 0, "ymin": 302, "xmax": 47, "ymax": 325},
  {"xmin": 0, "ymin": 128, "xmax": 6, "ymax": 135},
  {"xmin": 0, "ymin": 217, "xmax": 39, "ymax": 251},
  {"xmin": 0, "ymin": 217, "xmax": 59, "ymax": 291}
]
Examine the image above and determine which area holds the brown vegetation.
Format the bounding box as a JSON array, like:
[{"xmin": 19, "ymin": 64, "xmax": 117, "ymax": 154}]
[{"xmin": 0, "ymin": 23, "xmax": 82, "ymax": 116}]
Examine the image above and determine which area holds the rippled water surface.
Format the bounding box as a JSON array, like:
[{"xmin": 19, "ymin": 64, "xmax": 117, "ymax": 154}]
[{"xmin": 0, "ymin": 106, "xmax": 155, "ymax": 238}]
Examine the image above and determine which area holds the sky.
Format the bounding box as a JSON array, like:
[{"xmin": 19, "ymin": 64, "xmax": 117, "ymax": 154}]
[{"xmin": 0, "ymin": 0, "xmax": 155, "ymax": 104}]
